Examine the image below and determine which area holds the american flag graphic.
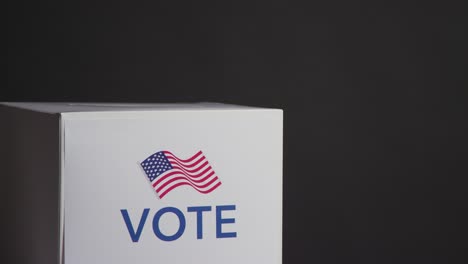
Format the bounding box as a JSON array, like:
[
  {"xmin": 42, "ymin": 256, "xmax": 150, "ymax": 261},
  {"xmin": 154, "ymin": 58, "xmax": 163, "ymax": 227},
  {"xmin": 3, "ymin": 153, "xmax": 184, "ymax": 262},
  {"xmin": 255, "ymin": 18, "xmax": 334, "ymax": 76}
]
[{"xmin": 140, "ymin": 150, "xmax": 221, "ymax": 199}]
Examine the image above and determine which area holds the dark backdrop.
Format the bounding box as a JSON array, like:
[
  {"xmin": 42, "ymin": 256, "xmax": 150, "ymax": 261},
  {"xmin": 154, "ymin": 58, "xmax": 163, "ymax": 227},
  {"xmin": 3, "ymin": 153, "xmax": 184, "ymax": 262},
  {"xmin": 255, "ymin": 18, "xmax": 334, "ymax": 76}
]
[{"xmin": 6, "ymin": 1, "xmax": 467, "ymax": 263}]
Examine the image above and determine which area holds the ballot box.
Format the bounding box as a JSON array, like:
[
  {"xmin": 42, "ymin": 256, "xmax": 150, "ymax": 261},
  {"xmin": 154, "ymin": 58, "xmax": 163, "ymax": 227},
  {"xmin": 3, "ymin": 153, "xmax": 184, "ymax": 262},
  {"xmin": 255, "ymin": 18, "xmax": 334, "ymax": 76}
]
[{"xmin": 0, "ymin": 102, "xmax": 283, "ymax": 264}]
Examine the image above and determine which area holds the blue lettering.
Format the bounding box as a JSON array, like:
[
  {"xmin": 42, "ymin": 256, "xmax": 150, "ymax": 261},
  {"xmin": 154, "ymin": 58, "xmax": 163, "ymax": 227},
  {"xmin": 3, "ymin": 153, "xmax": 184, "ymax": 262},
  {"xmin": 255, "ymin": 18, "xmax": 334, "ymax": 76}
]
[
  {"xmin": 120, "ymin": 208, "xmax": 150, "ymax": 242},
  {"xmin": 121, "ymin": 205, "xmax": 236, "ymax": 241},
  {"xmin": 187, "ymin": 206, "xmax": 212, "ymax": 239},
  {"xmin": 152, "ymin": 207, "xmax": 186, "ymax": 241},
  {"xmin": 216, "ymin": 205, "xmax": 237, "ymax": 238}
]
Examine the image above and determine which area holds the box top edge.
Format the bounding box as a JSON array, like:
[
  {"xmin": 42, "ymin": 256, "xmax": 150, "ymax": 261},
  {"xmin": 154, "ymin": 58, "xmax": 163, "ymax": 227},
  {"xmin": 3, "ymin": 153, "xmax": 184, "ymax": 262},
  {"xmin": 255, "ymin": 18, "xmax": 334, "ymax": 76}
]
[{"xmin": 0, "ymin": 102, "xmax": 282, "ymax": 114}]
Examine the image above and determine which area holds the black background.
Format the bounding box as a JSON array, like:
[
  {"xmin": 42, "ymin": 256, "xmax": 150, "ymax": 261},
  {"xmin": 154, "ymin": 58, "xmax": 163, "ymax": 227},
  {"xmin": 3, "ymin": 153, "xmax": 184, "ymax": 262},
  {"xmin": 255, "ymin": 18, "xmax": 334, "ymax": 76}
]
[{"xmin": 6, "ymin": 0, "xmax": 468, "ymax": 263}]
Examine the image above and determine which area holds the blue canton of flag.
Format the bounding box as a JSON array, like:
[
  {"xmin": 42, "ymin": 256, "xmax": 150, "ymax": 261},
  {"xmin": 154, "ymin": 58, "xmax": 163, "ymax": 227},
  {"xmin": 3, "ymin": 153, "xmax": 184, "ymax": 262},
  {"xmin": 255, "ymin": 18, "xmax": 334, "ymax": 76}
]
[{"xmin": 141, "ymin": 151, "xmax": 173, "ymax": 181}]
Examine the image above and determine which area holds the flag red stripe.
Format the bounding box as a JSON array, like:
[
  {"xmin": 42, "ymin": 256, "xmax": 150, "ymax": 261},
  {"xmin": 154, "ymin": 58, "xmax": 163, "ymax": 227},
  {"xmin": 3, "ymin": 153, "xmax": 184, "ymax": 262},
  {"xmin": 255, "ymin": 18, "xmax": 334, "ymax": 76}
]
[
  {"xmin": 153, "ymin": 169, "xmax": 215, "ymax": 188},
  {"xmin": 167, "ymin": 157, "xmax": 207, "ymax": 171},
  {"xmin": 159, "ymin": 181, "xmax": 222, "ymax": 199},
  {"xmin": 170, "ymin": 165, "xmax": 212, "ymax": 178},
  {"xmin": 166, "ymin": 155, "xmax": 205, "ymax": 168},
  {"xmin": 156, "ymin": 174, "xmax": 218, "ymax": 193},
  {"xmin": 153, "ymin": 166, "xmax": 213, "ymax": 187},
  {"xmin": 163, "ymin": 150, "xmax": 202, "ymax": 163},
  {"xmin": 169, "ymin": 160, "xmax": 209, "ymax": 174}
]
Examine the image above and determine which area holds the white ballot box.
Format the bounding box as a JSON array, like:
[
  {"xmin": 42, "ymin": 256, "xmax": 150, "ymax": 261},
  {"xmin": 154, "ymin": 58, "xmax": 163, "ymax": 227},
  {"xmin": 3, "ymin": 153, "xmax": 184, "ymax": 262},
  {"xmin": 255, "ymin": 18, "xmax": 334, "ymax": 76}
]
[{"xmin": 0, "ymin": 102, "xmax": 283, "ymax": 264}]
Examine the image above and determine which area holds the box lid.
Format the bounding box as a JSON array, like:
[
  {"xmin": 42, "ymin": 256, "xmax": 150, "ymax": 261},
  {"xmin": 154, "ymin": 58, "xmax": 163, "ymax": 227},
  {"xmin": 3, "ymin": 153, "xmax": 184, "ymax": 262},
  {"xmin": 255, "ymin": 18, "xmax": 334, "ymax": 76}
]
[{"xmin": 0, "ymin": 102, "xmax": 272, "ymax": 114}]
